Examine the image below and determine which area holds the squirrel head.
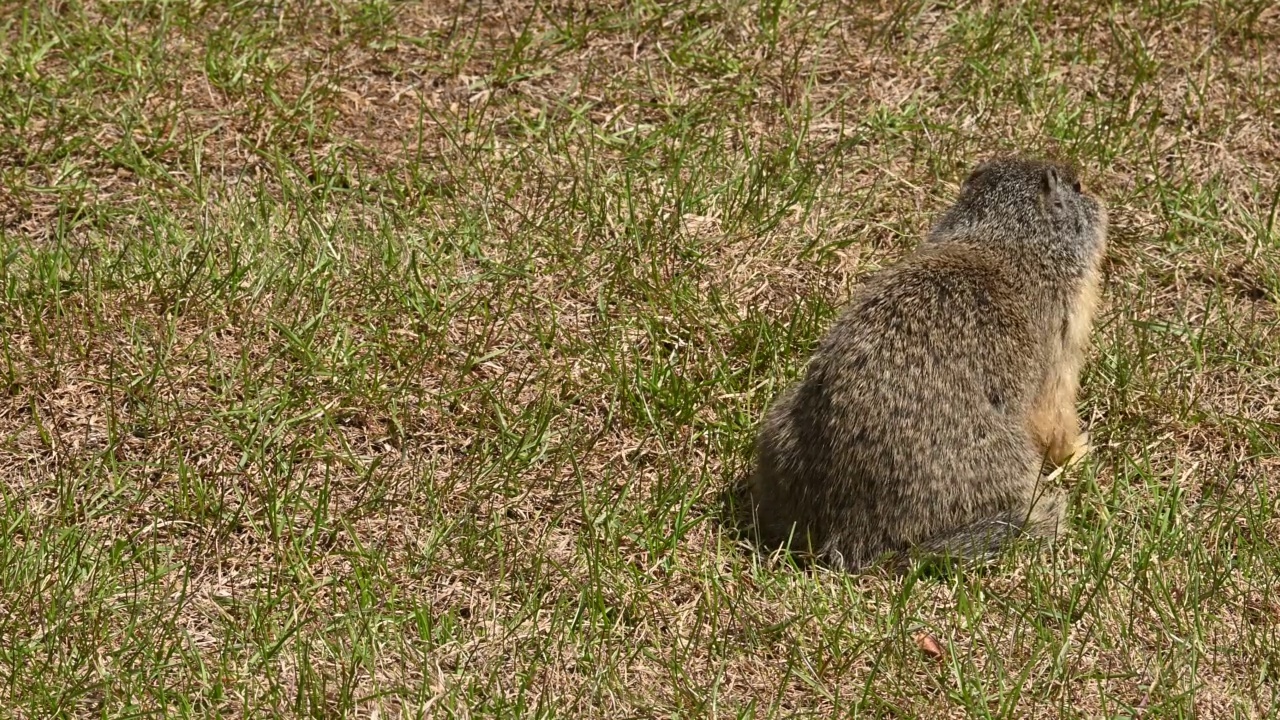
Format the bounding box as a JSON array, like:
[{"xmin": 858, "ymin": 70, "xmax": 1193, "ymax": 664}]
[{"xmin": 928, "ymin": 156, "xmax": 1108, "ymax": 273}]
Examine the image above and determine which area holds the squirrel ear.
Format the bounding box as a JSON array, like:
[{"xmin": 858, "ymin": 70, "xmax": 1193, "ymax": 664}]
[
  {"xmin": 1042, "ymin": 166, "xmax": 1067, "ymax": 207},
  {"xmin": 962, "ymin": 163, "xmax": 991, "ymax": 191}
]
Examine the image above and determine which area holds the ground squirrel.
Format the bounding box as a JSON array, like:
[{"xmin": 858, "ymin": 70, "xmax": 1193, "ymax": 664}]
[{"xmin": 748, "ymin": 156, "xmax": 1108, "ymax": 572}]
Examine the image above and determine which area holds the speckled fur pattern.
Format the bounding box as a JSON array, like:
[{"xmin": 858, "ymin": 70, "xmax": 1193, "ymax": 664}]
[{"xmin": 749, "ymin": 156, "xmax": 1108, "ymax": 572}]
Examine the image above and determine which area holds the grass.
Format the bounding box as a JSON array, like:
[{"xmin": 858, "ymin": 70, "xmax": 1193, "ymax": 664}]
[{"xmin": 1, "ymin": 0, "xmax": 1278, "ymax": 717}]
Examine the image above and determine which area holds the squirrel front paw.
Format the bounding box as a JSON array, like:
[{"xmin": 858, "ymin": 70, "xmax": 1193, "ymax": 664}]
[{"xmin": 1048, "ymin": 430, "xmax": 1090, "ymax": 468}]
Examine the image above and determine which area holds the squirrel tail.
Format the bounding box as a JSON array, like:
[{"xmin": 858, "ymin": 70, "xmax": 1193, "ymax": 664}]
[{"xmin": 908, "ymin": 485, "xmax": 1066, "ymax": 566}]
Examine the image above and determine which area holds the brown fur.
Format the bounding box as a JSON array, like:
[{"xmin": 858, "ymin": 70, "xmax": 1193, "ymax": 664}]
[
  {"xmin": 748, "ymin": 156, "xmax": 1108, "ymax": 572},
  {"xmin": 1031, "ymin": 263, "xmax": 1102, "ymax": 466}
]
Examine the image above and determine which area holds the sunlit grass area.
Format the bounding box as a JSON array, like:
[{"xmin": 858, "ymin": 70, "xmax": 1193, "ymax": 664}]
[{"xmin": 1, "ymin": 1, "xmax": 1278, "ymax": 717}]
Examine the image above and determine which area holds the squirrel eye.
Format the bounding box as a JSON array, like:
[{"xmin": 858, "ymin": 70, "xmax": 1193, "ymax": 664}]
[{"xmin": 1072, "ymin": 180, "xmax": 1083, "ymax": 193}]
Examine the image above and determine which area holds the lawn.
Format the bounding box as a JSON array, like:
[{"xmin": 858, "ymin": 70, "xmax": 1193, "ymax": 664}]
[{"xmin": 1, "ymin": 0, "xmax": 1278, "ymax": 717}]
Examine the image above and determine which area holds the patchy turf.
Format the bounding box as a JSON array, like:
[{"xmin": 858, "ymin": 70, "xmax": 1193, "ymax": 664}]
[{"xmin": 1, "ymin": 0, "xmax": 1278, "ymax": 717}]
